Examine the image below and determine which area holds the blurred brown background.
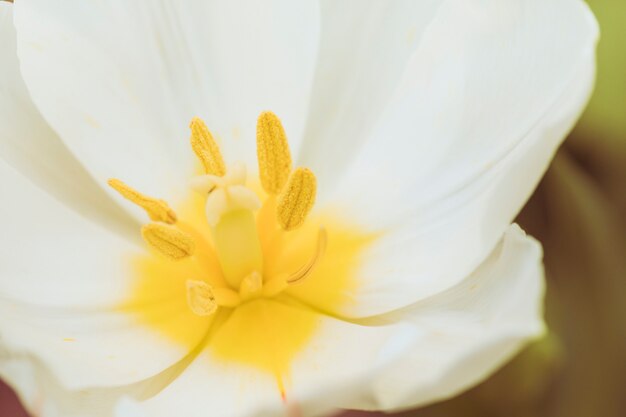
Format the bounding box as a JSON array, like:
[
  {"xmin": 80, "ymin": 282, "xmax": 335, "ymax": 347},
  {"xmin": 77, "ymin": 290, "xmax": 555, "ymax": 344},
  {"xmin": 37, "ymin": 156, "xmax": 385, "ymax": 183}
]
[{"xmin": 1, "ymin": 0, "xmax": 624, "ymax": 416}]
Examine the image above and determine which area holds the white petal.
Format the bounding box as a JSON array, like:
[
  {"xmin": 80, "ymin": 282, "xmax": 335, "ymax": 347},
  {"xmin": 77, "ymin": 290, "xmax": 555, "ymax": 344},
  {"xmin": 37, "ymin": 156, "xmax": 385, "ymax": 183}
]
[
  {"xmin": 120, "ymin": 356, "xmax": 283, "ymax": 417},
  {"xmin": 115, "ymin": 397, "xmax": 147, "ymax": 417},
  {"xmin": 339, "ymin": 225, "xmax": 545, "ymax": 411},
  {"xmin": 93, "ymin": 225, "xmax": 543, "ymax": 417},
  {"xmin": 13, "ymin": 0, "xmax": 320, "ymax": 204},
  {"xmin": 110, "ymin": 306, "xmax": 416, "ymax": 417},
  {"xmin": 322, "ymin": 0, "xmax": 597, "ymax": 316},
  {"xmin": 0, "ymin": 221, "xmax": 540, "ymax": 417},
  {"xmin": 0, "ymin": 159, "xmax": 207, "ymax": 389},
  {"xmin": 299, "ymin": 0, "xmax": 444, "ymax": 190},
  {"xmin": 0, "ymin": 339, "xmax": 208, "ymax": 417},
  {"xmin": 0, "ymin": 3, "xmax": 136, "ymax": 239}
]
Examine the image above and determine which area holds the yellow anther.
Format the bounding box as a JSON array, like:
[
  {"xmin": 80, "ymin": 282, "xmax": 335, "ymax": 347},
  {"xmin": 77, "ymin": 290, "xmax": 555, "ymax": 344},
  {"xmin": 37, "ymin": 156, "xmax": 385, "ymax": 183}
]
[
  {"xmin": 256, "ymin": 111, "xmax": 293, "ymax": 194},
  {"xmin": 190, "ymin": 117, "xmax": 226, "ymax": 176},
  {"xmin": 276, "ymin": 167, "xmax": 317, "ymax": 231},
  {"xmin": 108, "ymin": 179, "xmax": 177, "ymax": 224},
  {"xmin": 186, "ymin": 280, "xmax": 218, "ymax": 316},
  {"xmin": 141, "ymin": 222, "xmax": 195, "ymax": 260}
]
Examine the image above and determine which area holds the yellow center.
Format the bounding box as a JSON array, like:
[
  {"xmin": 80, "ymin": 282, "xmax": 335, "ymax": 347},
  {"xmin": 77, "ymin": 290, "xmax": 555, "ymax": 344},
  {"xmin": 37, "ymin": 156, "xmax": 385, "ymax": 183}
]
[{"xmin": 114, "ymin": 112, "xmax": 375, "ymax": 397}]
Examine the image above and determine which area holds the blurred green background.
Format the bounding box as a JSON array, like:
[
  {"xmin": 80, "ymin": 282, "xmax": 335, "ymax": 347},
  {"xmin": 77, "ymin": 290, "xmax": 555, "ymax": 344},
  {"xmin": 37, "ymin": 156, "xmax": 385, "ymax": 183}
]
[{"xmin": 1, "ymin": 0, "xmax": 625, "ymax": 416}]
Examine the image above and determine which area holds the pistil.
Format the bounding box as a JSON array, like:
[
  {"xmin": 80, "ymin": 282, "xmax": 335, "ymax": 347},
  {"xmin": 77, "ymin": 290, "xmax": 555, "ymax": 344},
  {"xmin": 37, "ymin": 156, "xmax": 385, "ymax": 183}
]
[{"xmin": 212, "ymin": 209, "xmax": 264, "ymax": 289}]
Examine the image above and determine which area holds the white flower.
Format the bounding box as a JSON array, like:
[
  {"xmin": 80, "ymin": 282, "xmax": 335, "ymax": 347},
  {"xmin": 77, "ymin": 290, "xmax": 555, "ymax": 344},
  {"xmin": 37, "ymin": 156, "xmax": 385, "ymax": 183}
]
[{"xmin": 0, "ymin": 1, "xmax": 597, "ymax": 417}]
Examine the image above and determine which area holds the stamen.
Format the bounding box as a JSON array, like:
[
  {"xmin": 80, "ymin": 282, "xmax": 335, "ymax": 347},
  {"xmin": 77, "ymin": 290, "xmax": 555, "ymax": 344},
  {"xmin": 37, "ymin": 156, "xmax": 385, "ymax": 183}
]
[
  {"xmin": 276, "ymin": 168, "xmax": 317, "ymax": 231},
  {"xmin": 257, "ymin": 111, "xmax": 293, "ymax": 195},
  {"xmin": 287, "ymin": 227, "xmax": 327, "ymax": 284},
  {"xmin": 213, "ymin": 287, "xmax": 242, "ymax": 308},
  {"xmin": 186, "ymin": 280, "xmax": 218, "ymax": 316},
  {"xmin": 190, "ymin": 117, "xmax": 226, "ymax": 176},
  {"xmin": 262, "ymin": 274, "xmax": 288, "ymax": 297},
  {"xmin": 239, "ymin": 271, "xmax": 263, "ymax": 300},
  {"xmin": 108, "ymin": 179, "xmax": 177, "ymax": 224},
  {"xmin": 141, "ymin": 222, "xmax": 195, "ymax": 260}
]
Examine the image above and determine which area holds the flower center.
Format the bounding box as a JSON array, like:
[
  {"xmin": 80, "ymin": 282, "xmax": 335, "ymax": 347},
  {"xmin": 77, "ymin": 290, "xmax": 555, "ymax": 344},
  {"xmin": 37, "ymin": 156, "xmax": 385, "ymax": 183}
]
[
  {"xmin": 112, "ymin": 112, "xmax": 375, "ymax": 398},
  {"xmin": 110, "ymin": 112, "xmax": 323, "ymax": 314}
]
